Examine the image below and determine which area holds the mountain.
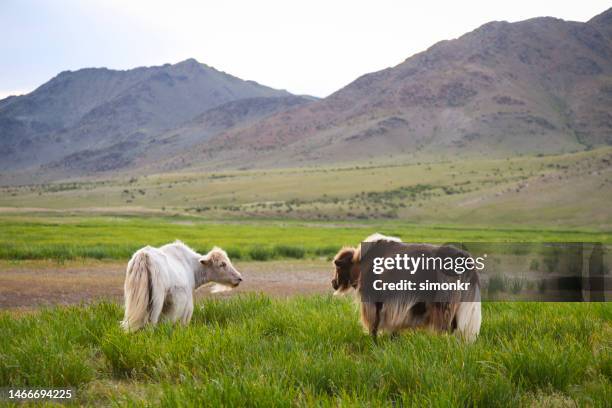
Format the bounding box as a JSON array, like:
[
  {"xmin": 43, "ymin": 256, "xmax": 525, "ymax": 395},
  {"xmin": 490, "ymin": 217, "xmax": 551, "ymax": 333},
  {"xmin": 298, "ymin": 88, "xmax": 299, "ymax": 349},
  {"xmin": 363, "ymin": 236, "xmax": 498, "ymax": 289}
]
[
  {"xmin": 0, "ymin": 58, "xmax": 309, "ymax": 174},
  {"xmin": 192, "ymin": 8, "xmax": 612, "ymax": 168},
  {"xmin": 2, "ymin": 9, "xmax": 612, "ymax": 181},
  {"xmin": 589, "ymin": 7, "xmax": 612, "ymax": 40},
  {"xmin": 52, "ymin": 95, "xmax": 313, "ymax": 174}
]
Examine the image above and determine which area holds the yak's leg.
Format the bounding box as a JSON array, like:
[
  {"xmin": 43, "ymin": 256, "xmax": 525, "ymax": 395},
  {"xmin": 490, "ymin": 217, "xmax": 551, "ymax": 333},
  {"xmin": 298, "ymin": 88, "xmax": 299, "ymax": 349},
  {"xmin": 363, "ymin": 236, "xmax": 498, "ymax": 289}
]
[
  {"xmin": 371, "ymin": 302, "xmax": 383, "ymax": 343},
  {"xmin": 181, "ymin": 292, "xmax": 194, "ymax": 325},
  {"xmin": 158, "ymin": 292, "xmax": 174, "ymax": 323},
  {"xmin": 148, "ymin": 291, "xmax": 165, "ymax": 325},
  {"xmin": 455, "ymin": 302, "xmax": 481, "ymax": 342},
  {"xmin": 165, "ymin": 287, "xmax": 190, "ymax": 324}
]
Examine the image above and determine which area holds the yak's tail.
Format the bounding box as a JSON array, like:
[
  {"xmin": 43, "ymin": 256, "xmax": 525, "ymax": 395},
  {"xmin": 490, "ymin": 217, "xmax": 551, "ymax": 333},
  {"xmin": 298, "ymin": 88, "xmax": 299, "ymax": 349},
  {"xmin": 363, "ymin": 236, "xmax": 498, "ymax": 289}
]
[
  {"xmin": 455, "ymin": 301, "xmax": 482, "ymax": 342},
  {"xmin": 121, "ymin": 249, "xmax": 164, "ymax": 332}
]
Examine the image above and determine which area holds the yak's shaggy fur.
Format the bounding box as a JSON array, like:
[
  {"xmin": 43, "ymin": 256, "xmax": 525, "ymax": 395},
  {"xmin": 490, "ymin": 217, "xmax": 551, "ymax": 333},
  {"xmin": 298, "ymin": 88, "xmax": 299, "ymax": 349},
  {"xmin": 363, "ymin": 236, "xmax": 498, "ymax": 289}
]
[
  {"xmin": 332, "ymin": 233, "xmax": 481, "ymax": 342},
  {"xmin": 121, "ymin": 241, "xmax": 242, "ymax": 332}
]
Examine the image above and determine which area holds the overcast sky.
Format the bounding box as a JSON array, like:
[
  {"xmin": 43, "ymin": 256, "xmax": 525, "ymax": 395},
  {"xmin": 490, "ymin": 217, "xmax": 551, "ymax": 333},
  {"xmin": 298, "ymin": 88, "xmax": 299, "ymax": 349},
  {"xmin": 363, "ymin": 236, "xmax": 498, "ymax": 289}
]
[{"xmin": 0, "ymin": 0, "xmax": 610, "ymax": 99}]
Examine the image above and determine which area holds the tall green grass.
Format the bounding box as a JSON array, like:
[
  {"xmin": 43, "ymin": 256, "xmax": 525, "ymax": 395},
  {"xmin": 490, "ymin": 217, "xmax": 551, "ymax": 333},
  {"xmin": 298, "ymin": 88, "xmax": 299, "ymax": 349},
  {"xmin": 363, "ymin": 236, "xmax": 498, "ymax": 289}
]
[
  {"xmin": 1, "ymin": 214, "xmax": 608, "ymax": 261},
  {"xmin": 0, "ymin": 297, "xmax": 610, "ymax": 406}
]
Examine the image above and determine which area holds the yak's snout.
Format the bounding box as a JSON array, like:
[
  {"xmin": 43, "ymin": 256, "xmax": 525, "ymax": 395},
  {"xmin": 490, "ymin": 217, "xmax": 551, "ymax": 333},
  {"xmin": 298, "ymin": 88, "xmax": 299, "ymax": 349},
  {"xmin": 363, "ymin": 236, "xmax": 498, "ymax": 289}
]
[{"xmin": 232, "ymin": 275, "xmax": 243, "ymax": 287}]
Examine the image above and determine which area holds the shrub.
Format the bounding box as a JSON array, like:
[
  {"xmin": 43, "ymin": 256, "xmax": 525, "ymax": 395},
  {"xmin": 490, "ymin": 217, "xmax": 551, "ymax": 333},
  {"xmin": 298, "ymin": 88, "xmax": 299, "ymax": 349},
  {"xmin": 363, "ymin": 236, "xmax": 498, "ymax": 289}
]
[
  {"xmin": 225, "ymin": 247, "xmax": 242, "ymax": 260},
  {"xmin": 248, "ymin": 246, "xmax": 273, "ymax": 261},
  {"xmin": 274, "ymin": 245, "xmax": 305, "ymax": 259}
]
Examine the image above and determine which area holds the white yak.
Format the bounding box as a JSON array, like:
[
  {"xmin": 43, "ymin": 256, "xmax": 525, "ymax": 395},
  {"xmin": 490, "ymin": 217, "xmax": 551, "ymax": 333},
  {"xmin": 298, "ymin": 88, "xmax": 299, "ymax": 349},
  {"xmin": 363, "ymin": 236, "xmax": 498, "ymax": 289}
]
[{"xmin": 121, "ymin": 241, "xmax": 242, "ymax": 332}]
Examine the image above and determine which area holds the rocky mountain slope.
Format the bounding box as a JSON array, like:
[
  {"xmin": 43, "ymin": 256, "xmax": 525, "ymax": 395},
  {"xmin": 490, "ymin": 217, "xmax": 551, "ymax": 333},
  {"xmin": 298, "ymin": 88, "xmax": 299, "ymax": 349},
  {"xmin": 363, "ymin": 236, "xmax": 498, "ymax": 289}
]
[
  {"xmin": 1, "ymin": 8, "xmax": 611, "ymax": 181},
  {"xmin": 0, "ymin": 58, "xmax": 309, "ymax": 175},
  {"xmin": 191, "ymin": 8, "xmax": 612, "ymax": 168}
]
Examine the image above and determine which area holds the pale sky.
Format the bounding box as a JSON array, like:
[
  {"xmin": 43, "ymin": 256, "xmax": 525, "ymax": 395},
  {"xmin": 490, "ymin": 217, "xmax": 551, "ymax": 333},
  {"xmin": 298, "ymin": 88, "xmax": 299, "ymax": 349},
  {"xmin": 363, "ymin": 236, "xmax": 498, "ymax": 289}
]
[{"xmin": 0, "ymin": 0, "xmax": 610, "ymax": 99}]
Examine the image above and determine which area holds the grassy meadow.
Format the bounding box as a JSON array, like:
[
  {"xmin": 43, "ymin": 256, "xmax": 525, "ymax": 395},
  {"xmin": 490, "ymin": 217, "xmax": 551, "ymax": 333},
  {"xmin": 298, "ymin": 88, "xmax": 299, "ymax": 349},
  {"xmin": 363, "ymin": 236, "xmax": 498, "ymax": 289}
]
[
  {"xmin": 1, "ymin": 147, "xmax": 611, "ymax": 229},
  {"xmin": 0, "ymin": 296, "xmax": 610, "ymax": 406},
  {"xmin": 0, "ymin": 148, "xmax": 610, "ymax": 406},
  {"xmin": 0, "ymin": 213, "xmax": 609, "ymax": 262}
]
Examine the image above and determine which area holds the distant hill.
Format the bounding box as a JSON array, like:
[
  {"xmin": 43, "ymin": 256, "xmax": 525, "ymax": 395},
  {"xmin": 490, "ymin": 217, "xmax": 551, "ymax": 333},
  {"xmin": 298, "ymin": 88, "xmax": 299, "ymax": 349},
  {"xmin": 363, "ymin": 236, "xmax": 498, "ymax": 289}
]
[
  {"xmin": 0, "ymin": 58, "xmax": 311, "ymax": 176},
  {"xmin": 134, "ymin": 95, "xmax": 313, "ymax": 171},
  {"xmin": 1, "ymin": 8, "xmax": 611, "ymax": 182},
  {"xmin": 192, "ymin": 8, "xmax": 612, "ymax": 168}
]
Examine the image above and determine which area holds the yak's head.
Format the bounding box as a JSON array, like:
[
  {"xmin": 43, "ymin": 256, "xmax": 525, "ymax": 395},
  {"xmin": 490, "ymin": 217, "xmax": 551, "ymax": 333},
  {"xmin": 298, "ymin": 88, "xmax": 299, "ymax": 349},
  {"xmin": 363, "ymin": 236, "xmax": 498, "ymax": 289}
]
[
  {"xmin": 332, "ymin": 247, "xmax": 359, "ymax": 294},
  {"xmin": 199, "ymin": 247, "xmax": 243, "ymax": 287}
]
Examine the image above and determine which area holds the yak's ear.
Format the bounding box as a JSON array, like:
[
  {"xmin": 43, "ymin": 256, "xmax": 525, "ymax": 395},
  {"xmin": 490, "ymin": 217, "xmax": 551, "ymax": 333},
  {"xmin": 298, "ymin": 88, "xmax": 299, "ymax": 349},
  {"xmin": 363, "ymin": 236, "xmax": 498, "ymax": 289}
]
[
  {"xmin": 334, "ymin": 248, "xmax": 355, "ymax": 267},
  {"xmin": 199, "ymin": 254, "xmax": 212, "ymax": 265}
]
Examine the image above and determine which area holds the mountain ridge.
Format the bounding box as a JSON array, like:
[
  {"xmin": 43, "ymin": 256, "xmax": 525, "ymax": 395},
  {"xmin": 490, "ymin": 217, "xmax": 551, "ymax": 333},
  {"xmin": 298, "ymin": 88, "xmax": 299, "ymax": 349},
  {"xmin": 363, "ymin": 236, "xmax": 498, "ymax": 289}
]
[
  {"xmin": 0, "ymin": 58, "xmax": 302, "ymax": 175},
  {"xmin": 187, "ymin": 10, "xmax": 611, "ymax": 169},
  {"xmin": 1, "ymin": 8, "xmax": 611, "ymax": 182}
]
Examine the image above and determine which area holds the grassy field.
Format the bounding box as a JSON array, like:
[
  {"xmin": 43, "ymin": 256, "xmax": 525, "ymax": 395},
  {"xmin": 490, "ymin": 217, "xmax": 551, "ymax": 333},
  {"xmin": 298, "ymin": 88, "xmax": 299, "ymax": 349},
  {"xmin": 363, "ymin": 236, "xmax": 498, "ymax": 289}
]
[
  {"xmin": 0, "ymin": 296, "xmax": 610, "ymax": 406},
  {"xmin": 0, "ymin": 149, "xmax": 610, "ymax": 406},
  {"xmin": 1, "ymin": 148, "xmax": 611, "ymax": 229},
  {"xmin": 0, "ymin": 213, "xmax": 609, "ymax": 262}
]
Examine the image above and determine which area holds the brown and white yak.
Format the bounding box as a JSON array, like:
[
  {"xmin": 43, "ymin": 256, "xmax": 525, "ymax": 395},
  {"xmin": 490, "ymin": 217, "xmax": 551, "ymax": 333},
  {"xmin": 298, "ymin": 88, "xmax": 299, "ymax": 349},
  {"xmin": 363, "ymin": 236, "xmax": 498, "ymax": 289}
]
[{"xmin": 332, "ymin": 233, "xmax": 481, "ymax": 342}]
